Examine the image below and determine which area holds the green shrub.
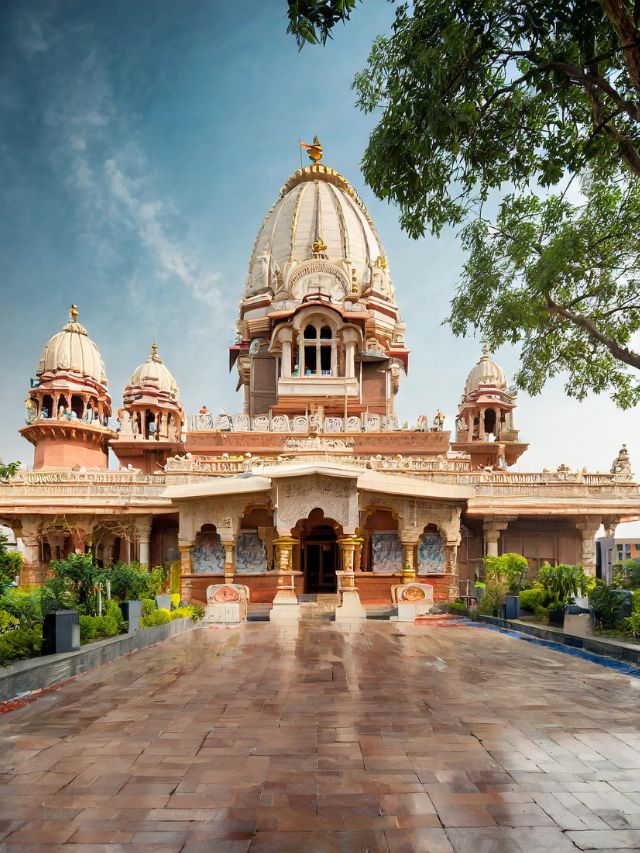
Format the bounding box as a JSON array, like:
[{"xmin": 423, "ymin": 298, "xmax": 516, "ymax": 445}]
[
  {"xmin": 170, "ymin": 593, "xmax": 181, "ymax": 609},
  {"xmin": 0, "ymin": 588, "xmax": 43, "ymax": 629},
  {"xmin": 447, "ymin": 602, "xmax": 469, "ymax": 616},
  {"xmin": 632, "ymin": 590, "xmax": 640, "ymax": 615},
  {"xmin": 79, "ymin": 614, "xmax": 120, "ymax": 643},
  {"xmin": 145, "ymin": 567, "xmax": 167, "ymax": 598},
  {"xmin": 104, "ymin": 599, "xmax": 124, "ymax": 631},
  {"xmin": 538, "ymin": 563, "xmax": 593, "ymax": 605},
  {"xmin": 484, "ymin": 553, "xmax": 528, "ymax": 593},
  {"xmin": 79, "ymin": 615, "xmax": 97, "ymax": 642},
  {"xmin": 190, "ymin": 602, "xmax": 204, "ymax": 621},
  {"xmin": 141, "ymin": 598, "xmax": 157, "ymax": 616},
  {"xmin": 623, "ymin": 612, "xmax": 640, "ymax": 641},
  {"xmin": 169, "ymin": 606, "xmax": 201, "ymax": 621},
  {"xmin": 106, "ymin": 561, "xmax": 148, "ymax": 601},
  {"xmin": 477, "ymin": 583, "xmax": 506, "ymax": 616},
  {"xmin": 0, "ymin": 610, "xmax": 19, "ymax": 634},
  {"xmin": 589, "ymin": 583, "xmax": 628, "ymax": 629},
  {"xmin": 0, "ymin": 533, "xmax": 23, "ymax": 593},
  {"xmin": 519, "ymin": 588, "xmax": 548, "ymax": 612},
  {"xmin": 534, "ymin": 604, "xmax": 550, "ymax": 622},
  {"xmin": 0, "ymin": 626, "xmax": 42, "ymax": 666},
  {"xmin": 142, "ymin": 608, "xmax": 170, "ymax": 628},
  {"xmin": 44, "ymin": 553, "xmax": 105, "ymax": 615}
]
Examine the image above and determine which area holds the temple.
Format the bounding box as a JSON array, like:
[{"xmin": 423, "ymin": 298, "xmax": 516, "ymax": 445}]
[{"xmin": 2, "ymin": 143, "xmax": 639, "ymax": 608}]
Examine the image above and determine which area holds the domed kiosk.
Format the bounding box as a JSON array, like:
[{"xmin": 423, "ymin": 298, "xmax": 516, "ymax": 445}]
[
  {"xmin": 20, "ymin": 306, "xmax": 113, "ymax": 470},
  {"xmin": 452, "ymin": 345, "xmax": 527, "ymax": 468},
  {"xmin": 110, "ymin": 343, "xmax": 185, "ymax": 474}
]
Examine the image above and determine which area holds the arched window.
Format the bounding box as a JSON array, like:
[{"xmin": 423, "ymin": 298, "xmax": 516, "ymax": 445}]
[
  {"xmin": 298, "ymin": 320, "xmax": 337, "ymax": 377},
  {"xmin": 484, "ymin": 408, "xmax": 497, "ymax": 436},
  {"xmin": 71, "ymin": 395, "xmax": 84, "ymax": 420}
]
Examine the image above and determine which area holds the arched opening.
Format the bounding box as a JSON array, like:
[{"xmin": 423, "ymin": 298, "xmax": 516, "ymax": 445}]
[
  {"xmin": 294, "ymin": 508, "xmax": 342, "ymax": 594},
  {"xmin": 42, "ymin": 394, "xmax": 53, "ymax": 419},
  {"xmin": 192, "ymin": 524, "xmax": 225, "ymax": 574},
  {"xmin": 298, "ymin": 317, "xmax": 337, "ymax": 377},
  {"xmin": 57, "ymin": 394, "xmax": 68, "ymax": 418},
  {"xmin": 361, "ymin": 507, "xmax": 401, "ymax": 573},
  {"xmin": 145, "ymin": 410, "xmax": 157, "ymax": 439},
  {"xmin": 484, "ymin": 408, "xmax": 497, "ymax": 436},
  {"xmin": 237, "ymin": 506, "xmax": 273, "ymax": 574},
  {"xmin": 417, "ymin": 524, "xmax": 445, "ymax": 575},
  {"xmin": 71, "ymin": 394, "xmax": 84, "ymax": 420}
]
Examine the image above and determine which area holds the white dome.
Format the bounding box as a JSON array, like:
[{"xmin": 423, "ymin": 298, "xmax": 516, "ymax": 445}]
[
  {"xmin": 245, "ymin": 162, "xmax": 392, "ymax": 300},
  {"xmin": 464, "ymin": 345, "xmax": 507, "ymax": 395},
  {"xmin": 36, "ymin": 309, "xmax": 108, "ymax": 388},
  {"xmin": 129, "ymin": 344, "xmax": 179, "ymax": 400}
]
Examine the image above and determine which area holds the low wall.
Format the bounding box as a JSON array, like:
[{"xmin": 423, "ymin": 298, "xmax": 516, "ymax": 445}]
[
  {"xmin": 0, "ymin": 617, "xmax": 195, "ymax": 704},
  {"xmin": 475, "ymin": 614, "xmax": 640, "ymax": 667},
  {"xmin": 182, "ymin": 572, "xmax": 455, "ymax": 604}
]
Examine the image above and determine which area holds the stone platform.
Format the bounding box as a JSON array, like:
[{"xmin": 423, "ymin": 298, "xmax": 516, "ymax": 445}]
[{"xmin": 1, "ymin": 618, "xmax": 640, "ymax": 851}]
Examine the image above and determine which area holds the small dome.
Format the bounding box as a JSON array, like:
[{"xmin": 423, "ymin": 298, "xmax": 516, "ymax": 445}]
[
  {"xmin": 129, "ymin": 343, "xmax": 179, "ymax": 399},
  {"xmin": 36, "ymin": 306, "xmax": 108, "ymax": 388},
  {"xmin": 464, "ymin": 345, "xmax": 506, "ymax": 395}
]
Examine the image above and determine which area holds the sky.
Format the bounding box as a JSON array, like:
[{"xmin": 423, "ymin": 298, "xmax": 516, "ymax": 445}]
[{"xmin": 1, "ymin": 0, "xmax": 639, "ymax": 522}]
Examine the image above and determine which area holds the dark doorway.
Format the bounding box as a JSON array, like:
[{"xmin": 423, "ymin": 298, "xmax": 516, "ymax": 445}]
[{"xmin": 303, "ymin": 523, "xmax": 337, "ymax": 593}]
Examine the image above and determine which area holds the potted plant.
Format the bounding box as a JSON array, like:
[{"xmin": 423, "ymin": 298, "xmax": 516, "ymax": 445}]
[
  {"xmin": 538, "ymin": 564, "xmax": 594, "ymax": 626},
  {"xmin": 483, "ymin": 553, "xmax": 528, "ymax": 619}
]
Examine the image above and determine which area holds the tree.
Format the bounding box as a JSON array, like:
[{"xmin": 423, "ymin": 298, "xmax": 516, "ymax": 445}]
[
  {"xmin": 0, "ymin": 532, "xmax": 23, "ymax": 591},
  {"xmin": 287, "ymin": 0, "xmax": 640, "ymax": 405},
  {"xmin": 0, "ymin": 461, "xmax": 20, "ymax": 482}
]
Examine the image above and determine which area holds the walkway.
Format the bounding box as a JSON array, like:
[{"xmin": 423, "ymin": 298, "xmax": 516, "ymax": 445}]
[{"xmin": 2, "ymin": 619, "xmax": 640, "ymax": 851}]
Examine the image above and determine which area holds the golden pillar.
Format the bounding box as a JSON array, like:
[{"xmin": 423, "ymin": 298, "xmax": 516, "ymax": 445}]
[
  {"xmin": 222, "ymin": 539, "xmax": 236, "ymax": 583},
  {"xmin": 401, "ymin": 541, "xmax": 417, "ymax": 584},
  {"xmin": 178, "ymin": 542, "xmax": 194, "ymax": 601}
]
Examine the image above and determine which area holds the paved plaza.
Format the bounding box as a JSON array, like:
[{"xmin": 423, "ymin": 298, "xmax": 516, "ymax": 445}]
[{"xmin": 2, "ymin": 620, "xmax": 640, "ymax": 852}]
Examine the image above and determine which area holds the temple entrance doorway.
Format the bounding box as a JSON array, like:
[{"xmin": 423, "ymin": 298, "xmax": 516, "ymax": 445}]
[{"xmin": 295, "ymin": 509, "xmax": 341, "ymax": 594}]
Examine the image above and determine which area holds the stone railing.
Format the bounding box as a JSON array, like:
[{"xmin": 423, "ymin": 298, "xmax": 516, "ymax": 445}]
[
  {"xmin": 188, "ymin": 411, "xmax": 445, "ymax": 434},
  {"xmin": 0, "ymin": 469, "xmax": 168, "ymax": 501}
]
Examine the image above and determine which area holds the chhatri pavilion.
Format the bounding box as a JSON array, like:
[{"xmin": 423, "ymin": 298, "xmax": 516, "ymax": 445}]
[{"xmin": 3, "ymin": 143, "xmax": 639, "ymax": 608}]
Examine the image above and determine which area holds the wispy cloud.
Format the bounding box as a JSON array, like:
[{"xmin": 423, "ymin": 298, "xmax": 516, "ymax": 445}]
[
  {"xmin": 11, "ymin": 6, "xmax": 223, "ymax": 313},
  {"xmin": 105, "ymin": 159, "xmax": 221, "ymax": 307}
]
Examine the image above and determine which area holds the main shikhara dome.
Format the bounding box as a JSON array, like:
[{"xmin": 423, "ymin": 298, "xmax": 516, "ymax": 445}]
[{"xmin": 244, "ymin": 161, "xmax": 394, "ymax": 304}]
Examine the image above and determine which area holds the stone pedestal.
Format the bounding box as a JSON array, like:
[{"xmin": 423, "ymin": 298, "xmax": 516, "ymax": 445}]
[
  {"xmin": 335, "ymin": 538, "xmax": 366, "ymax": 621},
  {"xmin": 203, "ymin": 583, "xmax": 249, "ymax": 626},
  {"xmin": 391, "ymin": 582, "xmax": 435, "ymax": 622}
]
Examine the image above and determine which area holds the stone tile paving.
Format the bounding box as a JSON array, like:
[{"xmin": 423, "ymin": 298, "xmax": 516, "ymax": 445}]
[{"xmin": 1, "ymin": 619, "xmax": 640, "ymax": 851}]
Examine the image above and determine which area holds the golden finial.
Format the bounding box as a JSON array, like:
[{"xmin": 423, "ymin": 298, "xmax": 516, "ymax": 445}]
[
  {"xmin": 481, "ymin": 341, "xmax": 490, "ymax": 358},
  {"xmin": 151, "ymin": 341, "xmax": 159, "ymax": 360},
  {"xmin": 70, "ymin": 304, "xmax": 79, "ymax": 323},
  {"xmin": 301, "ymin": 135, "xmax": 323, "ymax": 164}
]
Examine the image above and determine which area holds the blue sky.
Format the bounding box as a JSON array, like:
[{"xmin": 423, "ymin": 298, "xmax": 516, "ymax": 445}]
[{"xmin": 1, "ymin": 0, "xmax": 639, "ymax": 486}]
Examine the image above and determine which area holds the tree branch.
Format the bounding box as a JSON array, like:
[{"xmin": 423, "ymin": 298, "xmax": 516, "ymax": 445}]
[{"xmin": 545, "ymin": 296, "xmax": 640, "ymax": 369}]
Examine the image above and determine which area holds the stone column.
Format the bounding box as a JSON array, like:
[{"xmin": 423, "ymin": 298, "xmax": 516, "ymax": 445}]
[
  {"xmin": 478, "ymin": 408, "xmax": 486, "ymax": 440},
  {"xmin": 483, "ymin": 519, "xmax": 510, "ymax": 557},
  {"xmin": 281, "ymin": 339, "xmax": 292, "ymax": 378},
  {"xmin": 178, "ymin": 541, "xmax": 194, "ymax": 601},
  {"xmin": 222, "ymin": 539, "xmax": 236, "ymax": 584},
  {"xmin": 136, "ymin": 516, "xmax": 152, "ymax": 568},
  {"xmin": 335, "ymin": 536, "xmax": 366, "ymax": 621},
  {"xmin": 444, "ymin": 542, "xmax": 460, "ymax": 600},
  {"xmin": 600, "ymin": 516, "xmax": 619, "ymax": 584},
  {"xmin": 270, "ymin": 536, "xmax": 301, "ymax": 622},
  {"xmin": 345, "ymin": 341, "xmax": 356, "ymax": 379},
  {"xmin": 575, "ymin": 517, "xmax": 601, "ymax": 577},
  {"xmin": 19, "ymin": 517, "xmax": 43, "ymax": 586}
]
